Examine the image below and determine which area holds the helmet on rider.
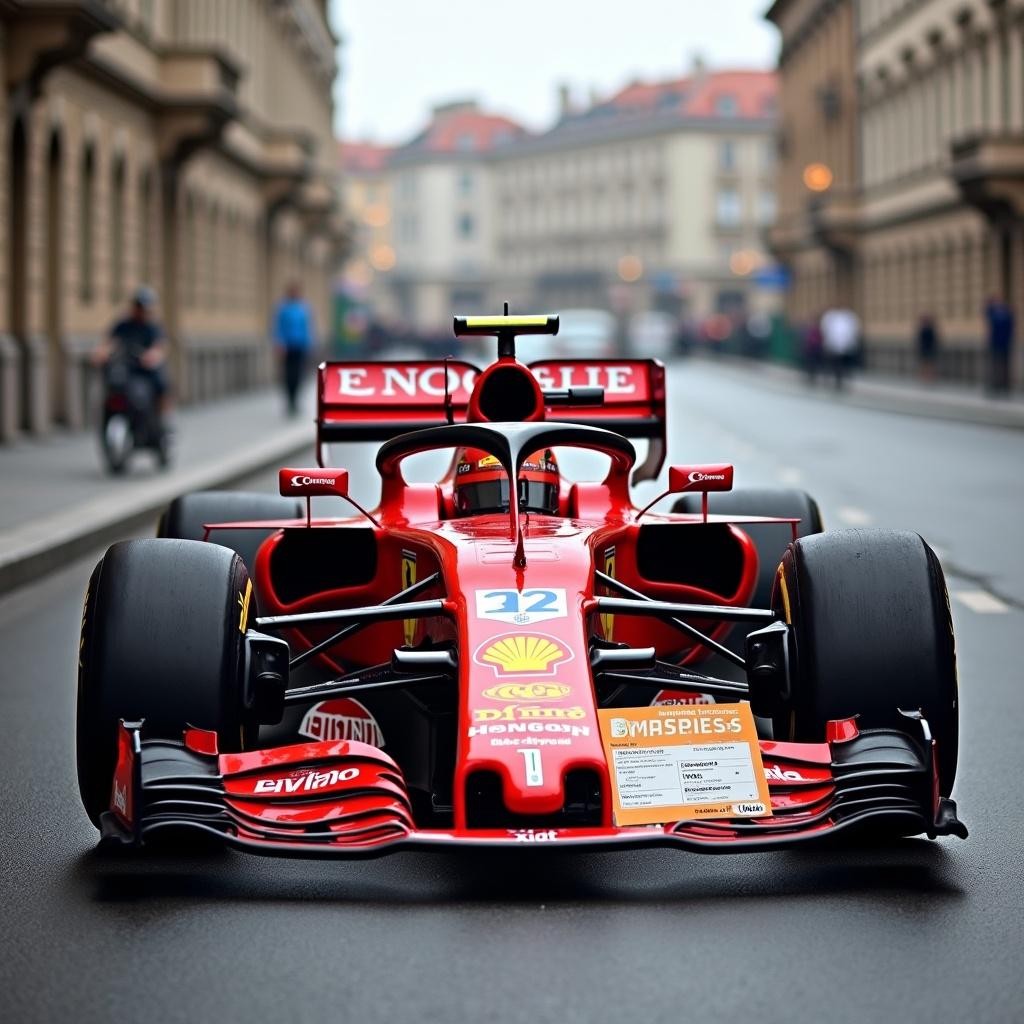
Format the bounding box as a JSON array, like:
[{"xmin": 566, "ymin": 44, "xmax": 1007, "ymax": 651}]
[{"xmin": 453, "ymin": 447, "xmax": 560, "ymax": 517}]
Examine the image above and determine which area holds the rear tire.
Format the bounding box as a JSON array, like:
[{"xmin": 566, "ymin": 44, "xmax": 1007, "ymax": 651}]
[
  {"xmin": 157, "ymin": 490, "xmax": 302, "ymax": 575},
  {"xmin": 77, "ymin": 539, "xmax": 254, "ymax": 826},
  {"xmin": 673, "ymin": 487, "xmax": 823, "ymax": 607},
  {"xmin": 773, "ymin": 529, "xmax": 958, "ymax": 795}
]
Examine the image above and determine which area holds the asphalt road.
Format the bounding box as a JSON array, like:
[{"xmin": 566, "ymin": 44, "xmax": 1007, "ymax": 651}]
[{"xmin": 2, "ymin": 359, "xmax": 1021, "ymax": 1024}]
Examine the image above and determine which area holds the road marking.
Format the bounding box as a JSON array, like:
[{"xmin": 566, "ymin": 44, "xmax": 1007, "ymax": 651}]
[
  {"xmin": 778, "ymin": 467, "xmax": 803, "ymax": 485},
  {"xmin": 953, "ymin": 590, "xmax": 1009, "ymax": 614},
  {"xmin": 836, "ymin": 506, "xmax": 873, "ymax": 526}
]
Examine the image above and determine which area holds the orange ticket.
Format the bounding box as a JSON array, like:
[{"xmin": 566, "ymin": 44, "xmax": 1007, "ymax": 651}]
[{"xmin": 597, "ymin": 703, "xmax": 772, "ymax": 826}]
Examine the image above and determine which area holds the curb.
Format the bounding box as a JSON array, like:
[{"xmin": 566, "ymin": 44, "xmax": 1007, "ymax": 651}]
[
  {"xmin": 0, "ymin": 426, "xmax": 312, "ymax": 596},
  {"xmin": 706, "ymin": 355, "xmax": 1024, "ymax": 431}
]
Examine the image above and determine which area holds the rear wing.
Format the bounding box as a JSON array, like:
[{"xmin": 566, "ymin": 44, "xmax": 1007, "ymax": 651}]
[{"xmin": 317, "ymin": 358, "xmax": 667, "ymax": 481}]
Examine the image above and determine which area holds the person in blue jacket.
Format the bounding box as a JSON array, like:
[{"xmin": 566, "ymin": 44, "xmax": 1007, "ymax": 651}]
[{"xmin": 273, "ymin": 282, "xmax": 316, "ymax": 415}]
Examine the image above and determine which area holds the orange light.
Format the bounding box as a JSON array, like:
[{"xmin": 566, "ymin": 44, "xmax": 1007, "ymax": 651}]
[
  {"xmin": 617, "ymin": 254, "xmax": 643, "ymax": 283},
  {"xmin": 363, "ymin": 203, "xmax": 390, "ymax": 228},
  {"xmin": 802, "ymin": 162, "xmax": 833, "ymax": 192},
  {"xmin": 729, "ymin": 250, "xmax": 757, "ymax": 276},
  {"xmin": 369, "ymin": 243, "xmax": 396, "ymax": 272}
]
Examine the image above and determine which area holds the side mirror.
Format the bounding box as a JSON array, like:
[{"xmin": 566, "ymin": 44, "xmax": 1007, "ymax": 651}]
[
  {"xmin": 636, "ymin": 463, "xmax": 734, "ymax": 520},
  {"xmin": 279, "ymin": 468, "xmax": 349, "ymax": 498},
  {"xmin": 668, "ymin": 464, "xmax": 734, "ymax": 494}
]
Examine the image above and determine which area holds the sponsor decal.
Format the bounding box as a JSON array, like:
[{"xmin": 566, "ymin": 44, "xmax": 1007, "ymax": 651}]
[
  {"xmin": 598, "ymin": 704, "xmax": 772, "ymax": 826},
  {"xmin": 651, "ymin": 689, "xmax": 715, "ymax": 707},
  {"xmin": 489, "ymin": 736, "xmax": 575, "ymax": 748},
  {"xmin": 517, "ymin": 748, "xmax": 544, "ymax": 787},
  {"xmin": 509, "ymin": 828, "xmax": 558, "ymax": 843},
  {"xmin": 763, "ymin": 764, "xmax": 807, "ymax": 782},
  {"xmin": 609, "ymin": 715, "xmax": 742, "ymax": 739},
  {"xmin": 474, "ymin": 633, "xmax": 572, "ymax": 677},
  {"xmin": 600, "ymin": 547, "xmax": 616, "ymax": 640},
  {"xmin": 401, "ymin": 549, "xmax": 417, "ymax": 647},
  {"xmin": 531, "ymin": 364, "xmax": 640, "ymax": 396},
  {"xmin": 291, "ymin": 474, "xmax": 338, "ymax": 487},
  {"xmin": 687, "ymin": 471, "xmax": 727, "ymax": 484},
  {"xmin": 299, "ymin": 698, "xmax": 385, "ymax": 747},
  {"xmin": 732, "ymin": 802, "xmax": 767, "ymax": 816},
  {"xmin": 253, "ymin": 767, "xmax": 360, "ymax": 795},
  {"xmin": 468, "ymin": 722, "xmax": 591, "ymax": 739},
  {"xmin": 482, "ymin": 682, "xmax": 571, "ymax": 702},
  {"xmin": 472, "ymin": 704, "xmax": 585, "ymax": 722},
  {"xmin": 238, "ymin": 579, "xmax": 252, "ymax": 634},
  {"xmin": 112, "ymin": 781, "xmax": 127, "ymax": 815},
  {"xmin": 475, "ymin": 588, "xmax": 568, "ymax": 625}
]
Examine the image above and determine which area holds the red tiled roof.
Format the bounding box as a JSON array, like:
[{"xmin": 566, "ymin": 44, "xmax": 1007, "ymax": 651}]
[
  {"xmin": 339, "ymin": 141, "xmax": 393, "ymax": 172},
  {"xmin": 411, "ymin": 106, "xmax": 527, "ymax": 154},
  {"xmin": 604, "ymin": 69, "xmax": 776, "ymax": 119}
]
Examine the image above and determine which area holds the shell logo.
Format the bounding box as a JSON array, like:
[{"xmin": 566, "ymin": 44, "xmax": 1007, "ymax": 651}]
[
  {"xmin": 475, "ymin": 633, "xmax": 572, "ymax": 677},
  {"xmin": 483, "ymin": 683, "xmax": 571, "ymax": 702}
]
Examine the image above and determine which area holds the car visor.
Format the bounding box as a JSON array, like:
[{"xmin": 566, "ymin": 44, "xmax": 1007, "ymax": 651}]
[{"xmin": 457, "ymin": 478, "xmax": 558, "ymax": 515}]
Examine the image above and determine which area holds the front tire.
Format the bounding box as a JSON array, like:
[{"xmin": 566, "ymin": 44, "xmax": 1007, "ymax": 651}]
[
  {"xmin": 77, "ymin": 539, "xmax": 254, "ymax": 826},
  {"xmin": 774, "ymin": 529, "xmax": 958, "ymax": 795}
]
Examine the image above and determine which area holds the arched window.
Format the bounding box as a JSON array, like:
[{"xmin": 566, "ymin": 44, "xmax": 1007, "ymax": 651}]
[
  {"xmin": 110, "ymin": 157, "xmax": 125, "ymax": 303},
  {"xmin": 80, "ymin": 145, "xmax": 95, "ymax": 304}
]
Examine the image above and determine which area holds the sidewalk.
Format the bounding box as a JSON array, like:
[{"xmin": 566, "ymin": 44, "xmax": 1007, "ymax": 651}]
[
  {"xmin": 0, "ymin": 388, "xmax": 315, "ymax": 594},
  {"xmin": 711, "ymin": 355, "xmax": 1024, "ymax": 431}
]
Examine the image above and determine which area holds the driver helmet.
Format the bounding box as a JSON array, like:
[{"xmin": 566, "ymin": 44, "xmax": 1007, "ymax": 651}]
[{"xmin": 453, "ymin": 447, "xmax": 560, "ymax": 517}]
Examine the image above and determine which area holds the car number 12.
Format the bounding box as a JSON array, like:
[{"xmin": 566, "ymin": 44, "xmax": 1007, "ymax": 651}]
[{"xmin": 475, "ymin": 588, "xmax": 568, "ymax": 624}]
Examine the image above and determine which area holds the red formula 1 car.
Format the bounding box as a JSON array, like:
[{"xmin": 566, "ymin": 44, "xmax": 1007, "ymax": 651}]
[{"xmin": 77, "ymin": 314, "xmax": 966, "ymax": 856}]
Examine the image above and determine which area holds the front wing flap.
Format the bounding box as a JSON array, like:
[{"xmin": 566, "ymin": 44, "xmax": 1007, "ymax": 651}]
[{"xmin": 100, "ymin": 721, "xmax": 967, "ymax": 856}]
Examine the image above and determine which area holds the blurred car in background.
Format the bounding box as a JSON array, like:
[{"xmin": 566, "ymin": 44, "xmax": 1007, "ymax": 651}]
[{"xmin": 627, "ymin": 311, "xmax": 676, "ymax": 360}]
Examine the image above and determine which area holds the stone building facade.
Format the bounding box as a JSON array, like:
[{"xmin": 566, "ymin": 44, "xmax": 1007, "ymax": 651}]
[
  {"xmin": 767, "ymin": 0, "xmax": 1024, "ymax": 383},
  {"xmin": 0, "ymin": 0, "xmax": 345, "ymax": 441},
  {"xmin": 343, "ymin": 70, "xmax": 780, "ymax": 333}
]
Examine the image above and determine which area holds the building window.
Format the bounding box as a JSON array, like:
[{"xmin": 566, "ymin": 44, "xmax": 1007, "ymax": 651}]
[
  {"xmin": 456, "ymin": 133, "xmax": 475, "ymax": 151},
  {"xmin": 457, "ymin": 212, "xmax": 475, "ymax": 238},
  {"xmin": 718, "ymin": 139, "xmax": 736, "ymax": 171},
  {"xmin": 761, "ymin": 138, "xmax": 776, "ymax": 170},
  {"xmin": 715, "ymin": 188, "xmax": 742, "ymax": 227},
  {"xmin": 78, "ymin": 146, "xmax": 95, "ymax": 305},
  {"xmin": 138, "ymin": 169, "xmax": 152, "ymax": 285},
  {"xmin": 715, "ymin": 94, "xmax": 738, "ymax": 116},
  {"xmin": 110, "ymin": 158, "xmax": 125, "ymax": 304},
  {"xmin": 458, "ymin": 169, "xmax": 474, "ymax": 195},
  {"xmin": 758, "ymin": 189, "xmax": 777, "ymax": 225}
]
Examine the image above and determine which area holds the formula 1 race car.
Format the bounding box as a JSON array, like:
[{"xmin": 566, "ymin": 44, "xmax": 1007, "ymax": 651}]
[{"xmin": 77, "ymin": 313, "xmax": 966, "ymax": 856}]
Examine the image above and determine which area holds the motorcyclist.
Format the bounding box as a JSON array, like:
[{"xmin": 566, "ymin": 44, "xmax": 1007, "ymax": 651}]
[
  {"xmin": 91, "ymin": 285, "xmax": 170, "ymax": 413},
  {"xmin": 452, "ymin": 447, "xmax": 560, "ymax": 516}
]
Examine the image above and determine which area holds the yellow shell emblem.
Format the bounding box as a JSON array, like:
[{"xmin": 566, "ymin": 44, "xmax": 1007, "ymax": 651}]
[{"xmin": 477, "ymin": 634, "xmax": 570, "ymax": 676}]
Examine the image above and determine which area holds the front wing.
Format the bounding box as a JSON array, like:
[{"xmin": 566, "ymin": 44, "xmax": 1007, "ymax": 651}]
[{"xmin": 100, "ymin": 721, "xmax": 967, "ymax": 856}]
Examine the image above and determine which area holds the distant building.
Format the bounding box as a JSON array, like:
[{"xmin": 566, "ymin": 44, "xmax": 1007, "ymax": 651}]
[
  {"xmin": 0, "ymin": 0, "xmax": 345, "ymax": 440},
  {"xmin": 493, "ymin": 69, "xmax": 780, "ymax": 325},
  {"xmin": 767, "ymin": 0, "xmax": 1024, "ymax": 383},
  {"xmin": 343, "ymin": 68, "xmax": 780, "ymax": 333},
  {"xmin": 386, "ymin": 100, "xmax": 527, "ymax": 330},
  {"xmin": 339, "ymin": 141, "xmax": 396, "ymax": 320}
]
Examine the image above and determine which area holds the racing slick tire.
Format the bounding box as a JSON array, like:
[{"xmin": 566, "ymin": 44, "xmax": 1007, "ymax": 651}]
[
  {"xmin": 673, "ymin": 487, "xmax": 823, "ymax": 608},
  {"xmin": 77, "ymin": 538, "xmax": 253, "ymax": 826},
  {"xmin": 157, "ymin": 490, "xmax": 302, "ymax": 576},
  {"xmin": 773, "ymin": 529, "xmax": 958, "ymax": 796}
]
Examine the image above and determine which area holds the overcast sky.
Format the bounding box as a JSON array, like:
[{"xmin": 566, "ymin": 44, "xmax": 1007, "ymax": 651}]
[{"xmin": 329, "ymin": 1, "xmax": 780, "ymax": 144}]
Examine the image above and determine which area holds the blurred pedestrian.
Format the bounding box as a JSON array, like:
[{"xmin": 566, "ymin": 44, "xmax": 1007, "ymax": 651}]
[
  {"xmin": 984, "ymin": 295, "xmax": 1015, "ymax": 395},
  {"xmin": 916, "ymin": 313, "xmax": 939, "ymax": 383},
  {"xmin": 821, "ymin": 306, "xmax": 860, "ymax": 390},
  {"xmin": 273, "ymin": 282, "xmax": 315, "ymax": 416},
  {"xmin": 801, "ymin": 313, "xmax": 824, "ymax": 385}
]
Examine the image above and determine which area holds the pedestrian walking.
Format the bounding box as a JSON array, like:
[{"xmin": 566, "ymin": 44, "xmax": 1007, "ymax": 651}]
[
  {"xmin": 820, "ymin": 306, "xmax": 860, "ymax": 390},
  {"xmin": 916, "ymin": 313, "xmax": 939, "ymax": 383},
  {"xmin": 984, "ymin": 295, "xmax": 1015, "ymax": 395},
  {"xmin": 273, "ymin": 282, "xmax": 315, "ymax": 416},
  {"xmin": 801, "ymin": 313, "xmax": 824, "ymax": 385}
]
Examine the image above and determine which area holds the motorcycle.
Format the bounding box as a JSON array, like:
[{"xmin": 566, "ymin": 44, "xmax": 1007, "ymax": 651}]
[{"xmin": 99, "ymin": 351, "xmax": 169, "ymax": 474}]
